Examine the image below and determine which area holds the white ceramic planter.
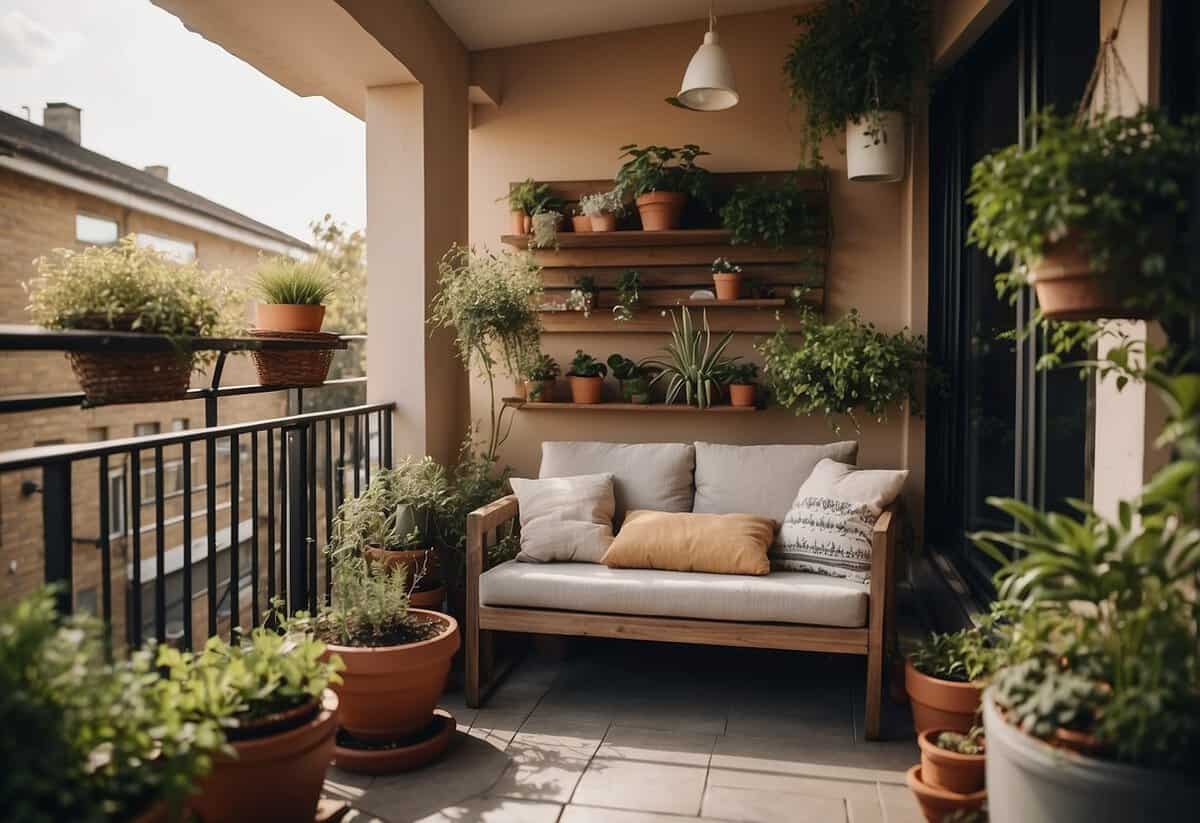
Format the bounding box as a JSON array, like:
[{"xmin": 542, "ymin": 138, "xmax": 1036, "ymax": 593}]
[
  {"xmin": 846, "ymin": 110, "xmax": 905, "ymax": 182},
  {"xmin": 982, "ymin": 689, "xmax": 1199, "ymax": 823}
]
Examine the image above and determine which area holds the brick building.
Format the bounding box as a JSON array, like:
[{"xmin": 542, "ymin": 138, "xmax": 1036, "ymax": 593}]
[{"xmin": 0, "ymin": 103, "xmax": 312, "ymax": 645}]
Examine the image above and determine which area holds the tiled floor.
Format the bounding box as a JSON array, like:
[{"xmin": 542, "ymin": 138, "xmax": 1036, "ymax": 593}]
[{"xmin": 324, "ymin": 640, "xmax": 923, "ymax": 823}]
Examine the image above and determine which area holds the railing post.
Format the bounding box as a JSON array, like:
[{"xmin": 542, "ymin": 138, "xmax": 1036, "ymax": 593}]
[
  {"xmin": 42, "ymin": 461, "xmax": 72, "ymax": 614},
  {"xmin": 286, "ymin": 425, "xmax": 309, "ymax": 614}
]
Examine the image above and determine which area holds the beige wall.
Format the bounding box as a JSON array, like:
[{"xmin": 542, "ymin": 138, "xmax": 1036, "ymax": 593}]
[
  {"xmin": 467, "ymin": 7, "xmax": 928, "ymax": 529},
  {"xmin": 932, "ymin": 0, "xmax": 1013, "ymax": 67}
]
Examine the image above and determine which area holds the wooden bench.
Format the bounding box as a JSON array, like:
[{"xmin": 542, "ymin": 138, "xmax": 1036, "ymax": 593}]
[{"xmin": 464, "ymin": 496, "xmax": 900, "ymax": 739}]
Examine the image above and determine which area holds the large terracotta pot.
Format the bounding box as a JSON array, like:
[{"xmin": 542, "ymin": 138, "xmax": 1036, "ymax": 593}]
[
  {"xmin": 729, "ymin": 383, "xmax": 755, "ymax": 407},
  {"xmin": 590, "ymin": 213, "xmax": 618, "ymax": 232},
  {"xmin": 191, "ymin": 690, "xmax": 338, "ymax": 823},
  {"xmin": 568, "ymin": 375, "xmax": 604, "ymax": 404},
  {"xmin": 255, "ymin": 303, "xmax": 325, "ymax": 333},
  {"xmin": 905, "ymin": 659, "xmax": 981, "ymax": 734},
  {"xmin": 847, "ymin": 110, "xmax": 906, "ymax": 183},
  {"xmin": 1028, "ymin": 231, "xmax": 1145, "ymax": 321},
  {"xmin": 525, "ymin": 378, "xmax": 556, "ymax": 402},
  {"xmin": 906, "ymin": 764, "xmax": 986, "ymax": 823},
  {"xmin": 636, "ymin": 191, "xmax": 687, "ymax": 231},
  {"xmin": 510, "ymin": 210, "xmax": 527, "ymax": 235},
  {"xmin": 571, "ymin": 215, "xmax": 593, "ymax": 233},
  {"xmin": 712, "ymin": 272, "xmax": 742, "ymax": 300},
  {"xmin": 326, "ymin": 610, "xmax": 459, "ymax": 740},
  {"xmin": 917, "ymin": 729, "xmax": 985, "ymax": 794}
]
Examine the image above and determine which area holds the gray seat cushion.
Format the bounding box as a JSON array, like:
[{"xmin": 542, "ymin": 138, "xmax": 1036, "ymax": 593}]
[
  {"xmin": 692, "ymin": 441, "xmax": 859, "ymax": 523},
  {"xmin": 480, "ymin": 561, "xmax": 869, "ymax": 628},
  {"xmin": 539, "ymin": 441, "xmax": 695, "ymax": 524}
]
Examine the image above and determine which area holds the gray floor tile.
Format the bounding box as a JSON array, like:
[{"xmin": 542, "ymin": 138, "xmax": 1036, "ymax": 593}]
[
  {"xmin": 413, "ymin": 797, "xmax": 563, "ymax": 823},
  {"xmin": 702, "ymin": 784, "xmax": 849, "ymax": 823},
  {"xmin": 572, "ymin": 758, "xmax": 707, "ymax": 816},
  {"xmin": 596, "ymin": 726, "xmax": 716, "ymax": 766}
]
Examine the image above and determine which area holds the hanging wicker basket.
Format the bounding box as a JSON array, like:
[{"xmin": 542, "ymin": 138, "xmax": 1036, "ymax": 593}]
[
  {"xmin": 248, "ymin": 329, "xmax": 338, "ymax": 387},
  {"xmin": 68, "ymin": 349, "xmax": 194, "ymax": 405}
]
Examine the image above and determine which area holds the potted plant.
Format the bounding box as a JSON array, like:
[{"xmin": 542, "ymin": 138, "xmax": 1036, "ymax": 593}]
[
  {"xmin": 566, "ymin": 349, "xmax": 607, "ymax": 404},
  {"xmin": 615, "ymin": 144, "xmax": 712, "ymax": 230},
  {"xmin": 905, "ymin": 630, "xmax": 987, "ymax": 734},
  {"xmin": 567, "ymin": 274, "xmax": 598, "ymax": 315},
  {"xmin": 25, "ymin": 236, "xmax": 238, "ymax": 404},
  {"xmin": 613, "ymin": 269, "xmax": 642, "ymax": 322},
  {"xmin": 967, "ymin": 108, "xmax": 1200, "ymax": 321},
  {"xmin": 758, "ymin": 307, "xmax": 927, "ymax": 433},
  {"xmin": 1, "ymin": 589, "xmax": 224, "ymax": 823},
  {"xmin": 723, "ymin": 362, "xmax": 758, "ymax": 407},
  {"xmin": 607, "ymin": 354, "xmax": 654, "ymax": 404},
  {"xmin": 331, "ymin": 458, "xmax": 451, "ymax": 609},
  {"xmin": 253, "ymin": 256, "xmax": 337, "ymax": 333},
  {"xmin": 307, "ymin": 555, "xmax": 460, "ymax": 769},
  {"xmin": 784, "ymin": 0, "xmax": 928, "ymax": 181},
  {"xmin": 530, "ymin": 208, "xmax": 563, "ymax": 250},
  {"xmin": 579, "ymin": 188, "xmax": 627, "ymax": 232},
  {"xmin": 498, "ymin": 178, "xmax": 550, "ymax": 234},
  {"xmin": 523, "ymin": 353, "xmax": 560, "ymax": 402},
  {"xmin": 711, "ymin": 257, "xmax": 743, "ymax": 300},
  {"xmin": 161, "ymin": 626, "xmax": 343, "ymax": 822},
  {"xmin": 905, "ymin": 761, "xmax": 987, "ymax": 823},
  {"xmin": 918, "ymin": 727, "xmax": 985, "ymax": 794},
  {"xmin": 645, "ymin": 307, "xmax": 737, "ymax": 409},
  {"xmin": 568, "ymin": 204, "xmax": 592, "ymax": 233},
  {"xmin": 720, "ymin": 177, "xmax": 827, "ymax": 248}
]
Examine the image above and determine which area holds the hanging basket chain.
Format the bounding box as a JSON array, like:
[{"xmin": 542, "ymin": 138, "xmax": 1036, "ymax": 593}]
[{"xmin": 1075, "ymin": 0, "xmax": 1141, "ymax": 125}]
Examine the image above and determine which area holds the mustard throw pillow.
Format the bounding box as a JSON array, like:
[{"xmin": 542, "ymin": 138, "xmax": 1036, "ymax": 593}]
[{"xmin": 601, "ymin": 510, "xmax": 775, "ymax": 575}]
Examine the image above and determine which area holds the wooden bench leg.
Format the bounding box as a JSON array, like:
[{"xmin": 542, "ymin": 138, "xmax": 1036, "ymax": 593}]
[{"xmin": 864, "ymin": 639, "xmax": 883, "ymax": 740}]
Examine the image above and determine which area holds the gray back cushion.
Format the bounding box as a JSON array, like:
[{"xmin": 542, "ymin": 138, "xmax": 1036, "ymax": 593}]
[
  {"xmin": 539, "ymin": 441, "xmax": 695, "ymax": 524},
  {"xmin": 692, "ymin": 441, "xmax": 859, "ymax": 524}
]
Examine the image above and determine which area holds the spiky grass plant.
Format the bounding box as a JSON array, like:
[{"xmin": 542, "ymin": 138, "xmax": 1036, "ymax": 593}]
[
  {"xmin": 253, "ymin": 257, "xmax": 337, "ymax": 305},
  {"xmin": 645, "ymin": 307, "xmax": 737, "ymax": 408}
]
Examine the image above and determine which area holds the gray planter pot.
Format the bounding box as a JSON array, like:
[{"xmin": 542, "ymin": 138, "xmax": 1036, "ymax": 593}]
[{"xmin": 982, "ymin": 688, "xmax": 1199, "ymax": 823}]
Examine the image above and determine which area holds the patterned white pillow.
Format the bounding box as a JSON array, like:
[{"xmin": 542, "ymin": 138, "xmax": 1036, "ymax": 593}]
[{"xmin": 772, "ymin": 459, "xmax": 907, "ymax": 582}]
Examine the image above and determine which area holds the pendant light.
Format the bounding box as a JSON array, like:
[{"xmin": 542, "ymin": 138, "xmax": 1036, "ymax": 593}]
[{"xmin": 667, "ymin": 2, "xmax": 738, "ymax": 112}]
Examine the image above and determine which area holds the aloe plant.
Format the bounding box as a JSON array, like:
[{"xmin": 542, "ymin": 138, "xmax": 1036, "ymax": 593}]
[{"xmin": 645, "ymin": 307, "xmax": 737, "ymax": 408}]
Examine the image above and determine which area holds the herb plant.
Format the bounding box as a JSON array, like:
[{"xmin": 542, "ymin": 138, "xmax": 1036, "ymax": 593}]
[
  {"xmin": 757, "ymin": 307, "xmax": 927, "ymax": 432},
  {"xmin": 935, "ymin": 727, "xmax": 985, "ymax": 755},
  {"xmin": 785, "ymin": 0, "xmax": 929, "ymax": 165},
  {"xmin": 567, "ymin": 350, "xmax": 607, "ymax": 378},
  {"xmin": 579, "ymin": 188, "xmax": 626, "ymax": 217},
  {"xmin": 499, "ymin": 178, "xmax": 551, "ymax": 214},
  {"xmin": 331, "ymin": 459, "xmax": 451, "ymax": 557},
  {"xmin": 253, "ymin": 257, "xmax": 337, "ymax": 305},
  {"xmin": 613, "ymin": 269, "xmax": 641, "ymax": 322},
  {"xmin": 523, "ymin": 353, "xmax": 560, "ymax": 382},
  {"xmin": 645, "ymin": 307, "xmax": 737, "ymax": 408},
  {"xmin": 720, "ymin": 179, "xmax": 826, "ymax": 247},
  {"xmin": 530, "ymin": 211, "xmax": 562, "ymax": 250},
  {"xmin": 305, "ymin": 555, "xmax": 430, "ymax": 647},
  {"xmin": 615, "ymin": 144, "xmax": 712, "ymax": 206}
]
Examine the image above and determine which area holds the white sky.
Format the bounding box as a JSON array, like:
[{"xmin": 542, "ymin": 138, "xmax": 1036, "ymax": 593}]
[{"xmin": 0, "ymin": 0, "xmax": 366, "ymax": 243}]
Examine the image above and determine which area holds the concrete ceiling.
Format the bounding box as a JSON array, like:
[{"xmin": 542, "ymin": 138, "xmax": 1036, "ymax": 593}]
[{"xmin": 427, "ymin": 0, "xmax": 802, "ymax": 51}]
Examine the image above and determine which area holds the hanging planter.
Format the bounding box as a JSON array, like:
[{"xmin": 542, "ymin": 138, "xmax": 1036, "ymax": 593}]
[{"xmin": 846, "ymin": 111, "xmax": 906, "ymax": 182}]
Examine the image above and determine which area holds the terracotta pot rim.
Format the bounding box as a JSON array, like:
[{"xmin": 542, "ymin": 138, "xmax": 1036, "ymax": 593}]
[
  {"xmin": 219, "ymin": 689, "xmax": 339, "ymax": 762},
  {"xmin": 712, "ymin": 272, "xmax": 742, "ymax": 280},
  {"xmin": 905, "ymin": 658, "xmax": 982, "ymax": 692},
  {"xmin": 917, "ymin": 729, "xmax": 986, "ymax": 764},
  {"xmin": 905, "ymin": 764, "xmax": 987, "ymax": 802},
  {"xmin": 636, "ymin": 190, "xmax": 687, "ymax": 204},
  {"xmin": 566, "ymin": 374, "xmax": 603, "ymax": 381}
]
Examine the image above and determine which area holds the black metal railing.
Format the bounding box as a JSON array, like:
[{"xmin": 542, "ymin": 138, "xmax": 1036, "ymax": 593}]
[{"xmin": 0, "ymin": 326, "xmax": 382, "ymax": 652}]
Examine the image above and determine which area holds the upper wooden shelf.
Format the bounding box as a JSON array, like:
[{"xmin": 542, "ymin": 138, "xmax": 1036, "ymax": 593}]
[
  {"xmin": 503, "ymin": 398, "xmax": 758, "ymax": 413},
  {"xmin": 503, "ymin": 229, "xmax": 735, "ymax": 249}
]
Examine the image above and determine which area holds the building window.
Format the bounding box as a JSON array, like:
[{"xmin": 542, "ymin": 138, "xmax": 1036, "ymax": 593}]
[
  {"xmin": 86, "ymin": 426, "xmax": 109, "ymax": 442},
  {"xmin": 171, "ymin": 418, "xmax": 189, "ymax": 431},
  {"xmin": 134, "ymin": 423, "xmax": 161, "ymax": 438},
  {"xmin": 76, "ymin": 587, "xmax": 99, "ymax": 616},
  {"xmin": 108, "ymin": 466, "xmax": 127, "ymax": 538},
  {"xmin": 76, "ymin": 213, "xmax": 119, "ymax": 245},
  {"xmin": 135, "ymin": 232, "xmax": 196, "ymax": 263}
]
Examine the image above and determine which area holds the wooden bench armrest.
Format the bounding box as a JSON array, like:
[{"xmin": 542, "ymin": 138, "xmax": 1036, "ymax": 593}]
[{"xmin": 466, "ymin": 494, "xmax": 519, "ymax": 599}]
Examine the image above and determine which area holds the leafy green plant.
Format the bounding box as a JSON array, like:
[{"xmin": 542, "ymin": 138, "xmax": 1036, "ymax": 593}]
[
  {"xmin": 757, "ymin": 307, "xmax": 927, "ymax": 432},
  {"xmin": 253, "ymin": 256, "xmax": 337, "ymax": 305},
  {"xmin": 784, "ymin": 0, "xmax": 929, "ymax": 165},
  {"xmin": 431, "ymin": 244, "xmax": 543, "ymax": 463},
  {"xmin": 1, "ymin": 589, "xmax": 224, "ymax": 822},
  {"xmin": 301, "ymin": 555, "xmax": 424, "ymax": 647},
  {"xmin": 567, "ymin": 274, "xmax": 597, "ymax": 313},
  {"xmin": 720, "ymin": 179, "xmax": 826, "ymax": 247},
  {"xmin": 936, "ymin": 727, "xmax": 985, "ymax": 755},
  {"xmin": 711, "ymin": 257, "xmax": 741, "ymax": 275},
  {"xmin": 645, "ymin": 307, "xmax": 737, "ymax": 408},
  {"xmin": 910, "ymin": 601, "xmax": 1035, "ymax": 683},
  {"xmin": 579, "ymin": 188, "xmax": 626, "ymax": 217},
  {"xmin": 530, "ymin": 211, "xmax": 562, "ymax": 250},
  {"xmin": 606, "ymin": 354, "xmax": 651, "ymax": 381},
  {"xmin": 499, "ymin": 178, "xmax": 551, "ymax": 214},
  {"xmin": 722, "ymin": 362, "xmax": 758, "ymax": 385},
  {"xmin": 523, "ymin": 353, "xmax": 560, "ymax": 382},
  {"xmin": 330, "ymin": 459, "xmax": 451, "ymax": 557},
  {"xmin": 615, "ymin": 144, "xmax": 712, "ymax": 206},
  {"xmin": 567, "ymin": 349, "xmax": 607, "ymax": 378},
  {"xmin": 613, "ymin": 269, "xmax": 641, "ymax": 322}
]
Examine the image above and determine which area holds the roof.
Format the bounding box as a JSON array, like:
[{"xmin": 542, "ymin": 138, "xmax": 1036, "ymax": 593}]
[{"xmin": 0, "ymin": 110, "xmax": 311, "ymax": 251}]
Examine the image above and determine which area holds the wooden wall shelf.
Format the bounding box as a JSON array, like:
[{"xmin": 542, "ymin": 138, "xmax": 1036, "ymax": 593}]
[
  {"xmin": 537, "ymin": 305, "xmax": 800, "ymax": 334},
  {"xmin": 503, "ymin": 399, "xmax": 758, "ymax": 413}
]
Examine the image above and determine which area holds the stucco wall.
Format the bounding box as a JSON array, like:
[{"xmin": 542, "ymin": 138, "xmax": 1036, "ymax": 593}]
[{"xmin": 466, "ymin": 6, "xmax": 927, "ymax": 526}]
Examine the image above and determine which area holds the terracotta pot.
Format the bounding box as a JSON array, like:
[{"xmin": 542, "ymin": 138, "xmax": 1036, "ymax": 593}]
[
  {"xmin": 905, "ymin": 659, "xmax": 981, "ymax": 734},
  {"xmin": 255, "ymin": 303, "xmax": 326, "ymax": 333},
  {"xmin": 334, "ymin": 708, "xmax": 455, "ymax": 775},
  {"xmin": 1053, "ymin": 727, "xmax": 1109, "ymax": 758},
  {"xmin": 572, "ymin": 215, "xmax": 593, "ymax": 233},
  {"xmin": 510, "ymin": 210, "xmax": 527, "ymax": 235},
  {"xmin": 918, "ymin": 729, "xmax": 986, "ymax": 794},
  {"xmin": 525, "ymin": 378, "xmax": 556, "ymax": 402},
  {"xmin": 712, "ymin": 273, "xmax": 742, "ymax": 301},
  {"xmin": 590, "ymin": 213, "xmax": 618, "ymax": 232},
  {"xmin": 568, "ymin": 375, "xmax": 604, "ymax": 404},
  {"xmin": 365, "ymin": 546, "xmax": 439, "ymax": 590},
  {"xmin": 191, "ymin": 690, "xmax": 338, "ymax": 823},
  {"xmin": 1028, "ymin": 231, "xmax": 1145, "ymax": 321},
  {"xmin": 636, "ymin": 191, "xmax": 687, "ymax": 231},
  {"xmin": 729, "ymin": 383, "xmax": 755, "ymax": 407},
  {"xmin": 906, "ymin": 764, "xmax": 987, "ymax": 823},
  {"xmin": 326, "ymin": 610, "xmax": 459, "ymax": 740},
  {"xmin": 409, "ymin": 585, "xmax": 446, "ymax": 610}
]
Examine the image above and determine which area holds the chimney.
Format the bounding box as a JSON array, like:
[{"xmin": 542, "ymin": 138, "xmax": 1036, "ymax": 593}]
[
  {"xmin": 144, "ymin": 165, "xmax": 169, "ymax": 182},
  {"xmin": 43, "ymin": 103, "xmax": 81, "ymax": 144}
]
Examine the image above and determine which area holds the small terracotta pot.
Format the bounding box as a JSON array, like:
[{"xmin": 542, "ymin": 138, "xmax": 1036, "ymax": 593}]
[
  {"xmin": 712, "ymin": 273, "xmax": 742, "ymax": 301},
  {"xmin": 365, "ymin": 546, "xmax": 438, "ymax": 590},
  {"xmin": 525, "ymin": 378, "xmax": 556, "ymax": 402},
  {"xmin": 636, "ymin": 191, "xmax": 687, "ymax": 231},
  {"xmin": 255, "ymin": 303, "xmax": 326, "ymax": 333},
  {"xmin": 918, "ymin": 729, "xmax": 985, "ymax": 794},
  {"xmin": 590, "ymin": 213, "xmax": 618, "ymax": 232},
  {"xmin": 568, "ymin": 375, "xmax": 604, "ymax": 404},
  {"xmin": 905, "ymin": 659, "xmax": 981, "ymax": 734},
  {"xmin": 326, "ymin": 610, "xmax": 460, "ymax": 741},
  {"xmin": 191, "ymin": 690, "xmax": 339, "ymax": 822},
  {"xmin": 1028, "ymin": 230, "xmax": 1144, "ymax": 321},
  {"xmin": 510, "ymin": 210, "xmax": 527, "ymax": 235},
  {"xmin": 905, "ymin": 764, "xmax": 986, "ymax": 823},
  {"xmin": 729, "ymin": 383, "xmax": 755, "ymax": 407},
  {"xmin": 572, "ymin": 215, "xmax": 593, "ymax": 233}
]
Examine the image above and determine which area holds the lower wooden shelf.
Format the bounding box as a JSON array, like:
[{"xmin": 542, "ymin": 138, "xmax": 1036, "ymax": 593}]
[{"xmin": 503, "ymin": 398, "xmax": 759, "ymax": 413}]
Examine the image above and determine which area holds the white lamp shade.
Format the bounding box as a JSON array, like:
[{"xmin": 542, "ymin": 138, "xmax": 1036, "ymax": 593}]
[{"xmin": 676, "ymin": 31, "xmax": 738, "ymax": 111}]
